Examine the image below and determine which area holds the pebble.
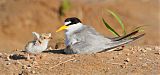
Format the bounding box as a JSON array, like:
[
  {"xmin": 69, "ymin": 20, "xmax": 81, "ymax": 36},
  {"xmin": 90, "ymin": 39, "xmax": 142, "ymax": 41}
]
[
  {"xmin": 140, "ymin": 49, "xmax": 147, "ymax": 53},
  {"xmin": 15, "ymin": 49, "xmax": 19, "ymax": 51},
  {"xmin": 32, "ymin": 61, "xmax": 38, "ymax": 65},
  {"xmin": 112, "ymin": 57, "xmax": 115, "ymax": 59},
  {"xmin": 40, "ymin": 55, "xmax": 43, "ymax": 59},
  {"xmin": 145, "ymin": 47, "xmax": 152, "ymax": 51},
  {"xmin": 124, "ymin": 58, "xmax": 130, "ymax": 62},
  {"xmin": 131, "ymin": 51, "xmax": 135, "ymax": 54},
  {"xmin": 22, "ymin": 65, "xmax": 32, "ymax": 69},
  {"xmin": 22, "ymin": 65, "xmax": 27, "ymax": 69},
  {"xmin": 120, "ymin": 65, "xmax": 126, "ymax": 68},
  {"xmin": 31, "ymin": 70, "xmax": 36, "ymax": 74},
  {"xmin": 126, "ymin": 53, "xmax": 130, "ymax": 56},
  {"xmin": 6, "ymin": 62, "xmax": 11, "ymax": 65},
  {"xmin": 124, "ymin": 62, "xmax": 128, "ymax": 65}
]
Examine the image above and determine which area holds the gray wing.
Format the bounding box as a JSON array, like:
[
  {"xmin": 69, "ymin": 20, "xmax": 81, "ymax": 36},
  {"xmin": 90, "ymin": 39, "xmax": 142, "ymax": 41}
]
[{"xmin": 66, "ymin": 25, "xmax": 112, "ymax": 54}]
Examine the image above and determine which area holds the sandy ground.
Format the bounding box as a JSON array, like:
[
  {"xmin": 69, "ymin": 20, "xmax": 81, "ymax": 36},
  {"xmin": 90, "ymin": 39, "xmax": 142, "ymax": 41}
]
[
  {"xmin": 0, "ymin": 0, "xmax": 159, "ymax": 75},
  {"xmin": 0, "ymin": 46, "xmax": 160, "ymax": 75}
]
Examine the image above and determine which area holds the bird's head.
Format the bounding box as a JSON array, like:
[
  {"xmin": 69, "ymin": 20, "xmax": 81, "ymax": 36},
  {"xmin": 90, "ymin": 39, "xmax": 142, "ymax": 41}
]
[{"xmin": 56, "ymin": 17, "xmax": 83, "ymax": 32}]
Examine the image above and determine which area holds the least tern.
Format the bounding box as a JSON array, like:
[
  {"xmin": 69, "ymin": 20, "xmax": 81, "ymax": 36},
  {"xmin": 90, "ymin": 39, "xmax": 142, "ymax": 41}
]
[{"xmin": 56, "ymin": 17, "xmax": 145, "ymax": 54}]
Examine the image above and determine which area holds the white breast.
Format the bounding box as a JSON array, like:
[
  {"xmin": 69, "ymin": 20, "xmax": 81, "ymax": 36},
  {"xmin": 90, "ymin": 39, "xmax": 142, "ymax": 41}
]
[
  {"xmin": 25, "ymin": 41, "xmax": 49, "ymax": 54},
  {"xmin": 65, "ymin": 23, "xmax": 83, "ymax": 46}
]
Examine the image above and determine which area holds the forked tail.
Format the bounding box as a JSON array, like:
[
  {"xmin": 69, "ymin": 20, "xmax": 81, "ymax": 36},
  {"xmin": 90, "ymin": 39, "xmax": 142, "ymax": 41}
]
[{"xmin": 99, "ymin": 33, "xmax": 145, "ymax": 53}]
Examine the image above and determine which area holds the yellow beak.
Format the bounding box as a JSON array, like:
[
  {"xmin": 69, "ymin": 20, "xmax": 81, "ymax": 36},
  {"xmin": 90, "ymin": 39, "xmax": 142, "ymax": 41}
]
[{"xmin": 56, "ymin": 25, "xmax": 68, "ymax": 32}]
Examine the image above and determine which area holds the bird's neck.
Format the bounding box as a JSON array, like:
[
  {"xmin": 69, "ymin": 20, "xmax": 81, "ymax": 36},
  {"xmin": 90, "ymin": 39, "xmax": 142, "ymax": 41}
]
[
  {"xmin": 65, "ymin": 23, "xmax": 84, "ymax": 35},
  {"xmin": 36, "ymin": 40, "xmax": 49, "ymax": 46}
]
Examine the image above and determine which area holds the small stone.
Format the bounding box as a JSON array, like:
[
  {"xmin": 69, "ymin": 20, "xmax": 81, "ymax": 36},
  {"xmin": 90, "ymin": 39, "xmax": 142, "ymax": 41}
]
[
  {"xmin": 131, "ymin": 51, "xmax": 135, "ymax": 54},
  {"xmin": 126, "ymin": 53, "xmax": 130, "ymax": 56},
  {"xmin": 27, "ymin": 64, "xmax": 32, "ymax": 68},
  {"xmin": 120, "ymin": 65, "xmax": 126, "ymax": 68},
  {"xmin": 6, "ymin": 62, "xmax": 11, "ymax": 65},
  {"xmin": 124, "ymin": 58, "xmax": 130, "ymax": 62},
  {"xmin": 124, "ymin": 62, "xmax": 128, "ymax": 65},
  {"xmin": 112, "ymin": 57, "xmax": 115, "ymax": 59},
  {"xmin": 141, "ymin": 49, "xmax": 147, "ymax": 53},
  {"xmin": 31, "ymin": 70, "xmax": 36, "ymax": 74},
  {"xmin": 145, "ymin": 47, "xmax": 152, "ymax": 51},
  {"xmin": 15, "ymin": 49, "xmax": 19, "ymax": 51},
  {"xmin": 39, "ymin": 55, "xmax": 43, "ymax": 59},
  {"xmin": 32, "ymin": 61, "xmax": 38, "ymax": 65},
  {"xmin": 22, "ymin": 65, "xmax": 27, "ymax": 69}
]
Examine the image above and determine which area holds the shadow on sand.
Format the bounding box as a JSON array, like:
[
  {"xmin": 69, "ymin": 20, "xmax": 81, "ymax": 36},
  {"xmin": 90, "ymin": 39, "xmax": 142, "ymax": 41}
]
[
  {"xmin": 43, "ymin": 49, "xmax": 65, "ymax": 54},
  {"xmin": 9, "ymin": 54, "xmax": 27, "ymax": 60}
]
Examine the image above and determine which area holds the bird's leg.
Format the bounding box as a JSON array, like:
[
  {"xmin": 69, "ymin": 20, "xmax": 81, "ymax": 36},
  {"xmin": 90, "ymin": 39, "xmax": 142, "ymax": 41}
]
[
  {"xmin": 121, "ymin": 45, "xmax": 125, "ymax": 49},
  {"xmin": 33, "ymin": 53, "xmax": 43, "ymax": 61},
  {"xmin": 117, "ymin": 45, "xmax": 125, "ymax": 51},
  {"xmin": 26, "ymin": 53, "xmax": 31, "ymax": 60},
  {"xmin": 33, "ymin": 54, "xmax": 38, "ymax": 61}
]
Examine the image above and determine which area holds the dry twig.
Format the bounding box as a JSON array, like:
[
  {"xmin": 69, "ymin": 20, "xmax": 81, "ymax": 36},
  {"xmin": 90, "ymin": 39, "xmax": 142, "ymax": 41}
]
[{"xmin": 50, "ymin": 58, "xmax": 75, "ymax": 69}]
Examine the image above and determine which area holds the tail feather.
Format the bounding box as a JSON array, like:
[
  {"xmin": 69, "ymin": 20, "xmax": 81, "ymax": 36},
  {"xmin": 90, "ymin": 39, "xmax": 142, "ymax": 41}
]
[
  {"xmin": 99, "ymin": 33, "xmax": 145, "ymax": 53},
  {"xmin": 112, "ymin": 30, "xmax": 139, "ymax": 41}
]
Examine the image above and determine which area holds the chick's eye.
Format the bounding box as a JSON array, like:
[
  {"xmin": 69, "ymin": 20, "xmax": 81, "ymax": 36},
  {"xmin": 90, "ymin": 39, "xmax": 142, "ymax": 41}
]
[{"xmin": 43, "ymin": 37, "xmax": 46, "ymax": 39}]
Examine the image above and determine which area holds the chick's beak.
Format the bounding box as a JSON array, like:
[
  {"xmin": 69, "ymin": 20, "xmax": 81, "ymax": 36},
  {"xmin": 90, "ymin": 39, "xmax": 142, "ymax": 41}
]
[{"xmin": 56, "ymin": 25, "xmax": 68, "ymax": 32}]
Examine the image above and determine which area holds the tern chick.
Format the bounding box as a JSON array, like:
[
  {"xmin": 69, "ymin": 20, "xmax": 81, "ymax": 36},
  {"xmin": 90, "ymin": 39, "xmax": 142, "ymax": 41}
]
[{"xmin": 25, "ymin": 32, "xmax": 52, "ymax": 59}]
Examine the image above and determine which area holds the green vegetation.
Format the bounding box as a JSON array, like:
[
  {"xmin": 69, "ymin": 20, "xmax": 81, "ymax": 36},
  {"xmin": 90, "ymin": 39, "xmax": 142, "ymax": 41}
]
[
  {"xmin": 102, "ymin": 18, "xmax": 120, "ymax": 37},
  {"xmin": 102, "ymin": 10, "xmax": 145, "ymax": 37},
  {"xmin": 59, "ymin": 0, "xmax": 71, "ymax": 16},
  {"xmin": 107, "ymin": 10, "xmax": 126, "ymax": 35}
]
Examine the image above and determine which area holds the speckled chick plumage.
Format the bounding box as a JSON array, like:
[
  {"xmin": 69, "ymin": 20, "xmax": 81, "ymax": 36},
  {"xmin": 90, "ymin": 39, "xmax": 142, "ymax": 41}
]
[{"xmin": 25, "ymin": 32, "xmax": 51, "ymax": 54}]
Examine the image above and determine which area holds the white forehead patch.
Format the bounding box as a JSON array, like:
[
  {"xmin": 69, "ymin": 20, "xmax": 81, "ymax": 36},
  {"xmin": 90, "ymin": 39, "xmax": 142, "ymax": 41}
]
[{"xmin": 64, "ymin": 21, "xmax": 71, "ymax": 25}]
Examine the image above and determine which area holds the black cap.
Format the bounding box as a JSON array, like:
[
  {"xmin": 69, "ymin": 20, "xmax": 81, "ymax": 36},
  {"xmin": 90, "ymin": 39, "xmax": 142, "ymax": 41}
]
[{"xmin": 65, "ymin": 17, "xmax": 81, "ymax": 26}]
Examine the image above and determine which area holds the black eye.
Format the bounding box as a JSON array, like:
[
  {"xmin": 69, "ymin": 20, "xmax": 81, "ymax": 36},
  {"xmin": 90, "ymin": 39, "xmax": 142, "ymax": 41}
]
[{"xmin": 43, "ymin": 37, "xmax": 46, "ymax": 39}]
